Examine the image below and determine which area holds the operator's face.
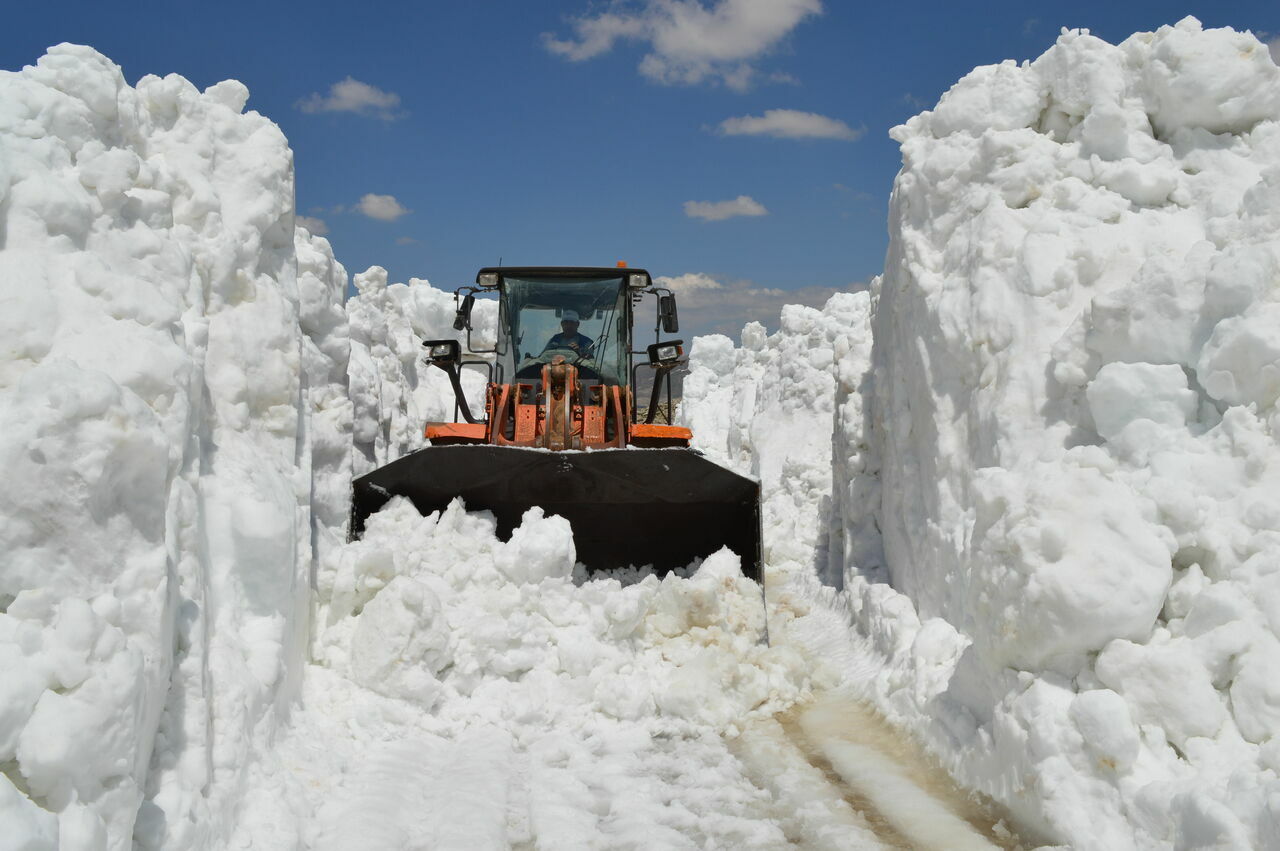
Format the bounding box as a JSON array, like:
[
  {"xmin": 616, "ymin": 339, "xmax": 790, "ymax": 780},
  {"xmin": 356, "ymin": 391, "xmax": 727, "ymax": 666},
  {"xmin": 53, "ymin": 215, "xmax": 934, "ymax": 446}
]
[{"xmin": 561, "ymin": 320, "xmax": 579, "ymax": 334}]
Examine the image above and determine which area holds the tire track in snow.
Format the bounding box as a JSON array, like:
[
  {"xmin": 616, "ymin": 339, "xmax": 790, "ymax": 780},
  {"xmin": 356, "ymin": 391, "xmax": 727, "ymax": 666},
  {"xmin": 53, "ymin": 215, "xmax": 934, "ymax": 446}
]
[
  {"xmin": 732, "ymin": 717, "xmax": 888, "ymax": 849},
  {"xmin": 770, "ymin": 694, "xmax": 1018, "ymax": 851}
]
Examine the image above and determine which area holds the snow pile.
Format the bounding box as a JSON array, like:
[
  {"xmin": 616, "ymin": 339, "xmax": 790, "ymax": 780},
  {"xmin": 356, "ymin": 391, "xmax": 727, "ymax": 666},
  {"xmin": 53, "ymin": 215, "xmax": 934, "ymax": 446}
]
[
  {"xmin": 296, "ymin": 233, "xmax": 355, "ymax": 551},
  {"xmin": 0, "ymin": 46, "xmax": 349, "ymax": 848},
  {"xmin": 869, "ymin": 18, "xmax": 1280, "ymax": 849},
  {"xmin": 231, "ymin": 499, "xmax": 817, "ymax": 848},
  {"xmin": 683, "ymin": 17, "xmax": 1280, "ymax": 849},
  {"xmin": 345, "ymin": 268, "xmax": 494, "ymax": 475},
  {"xmin": 680, "ymin": 293, "xmax": 872, "ymax": 584}
]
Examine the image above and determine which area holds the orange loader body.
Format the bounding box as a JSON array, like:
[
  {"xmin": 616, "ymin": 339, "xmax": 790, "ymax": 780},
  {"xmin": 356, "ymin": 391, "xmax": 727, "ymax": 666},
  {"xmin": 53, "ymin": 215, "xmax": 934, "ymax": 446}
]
[{"xmin": 425, "ymin": 357, "xmax": 691, "ymax": 450}]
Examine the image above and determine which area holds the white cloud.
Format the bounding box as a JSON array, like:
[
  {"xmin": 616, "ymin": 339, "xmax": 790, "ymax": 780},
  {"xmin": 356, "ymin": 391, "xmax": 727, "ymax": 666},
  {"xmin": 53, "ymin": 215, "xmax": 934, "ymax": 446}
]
[
  {"xmin": 1270, "ymin": 36, "xmax": 1280, "ymax": 64},
  {"xmin": 297, "ymin": 77, "xmax": 403, "ymax": 120},
  {"xmin": 357, "ymin": 193, "xmax": 412, "ymax": 222},
  {"xmin": 543, "ymin": 12, "xmax": 647, "ymax": 60},
  {"xmin": 717, "ymin": 108, "xmax": 863, "ymax": 140},
  {"xmin": 658, "ymin": 272, "xmax": 725, "ymax": 293},
  {"xmin": 296, "ymin": 215, "xmax": 328, "ymax": 235},
  {"xmin": 544, "ymin": 0, "xmax": 822, "ymax": 91},
  {"xmin": 654, "ymin": 272, "xmax": 862, "ymax": 337},
  {"xmin": 683, "ymin": 195, "xmax": 767, "ymax": 221}
]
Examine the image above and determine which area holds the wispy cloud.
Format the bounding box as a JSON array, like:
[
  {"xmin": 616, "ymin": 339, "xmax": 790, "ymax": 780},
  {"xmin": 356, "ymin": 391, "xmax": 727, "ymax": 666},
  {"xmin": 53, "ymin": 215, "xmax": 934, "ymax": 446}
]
[
  {"xmin": 544, "ymin": 0, "xmax": 822, "ymax": 91},
  {"xmin": 1269, "ymin": 36, "xmax": 1279, "ymax": 64},
  {"xmin": 683, "ymin": 195, "xmax": 767, "ymax": 221},
  {"xmin": 395, "ymin": 236, "xmax": 419, "ymax": 246},
  {"xmin": 1022, "ymin": 18, "xmax": 1039, "ymax": 36},
  {"xmin": 655, "ymin": 271, "xmax": 862, "ymax": 337},
  {"xmin": 543, "ymin": 11, "xmax": 647, "ymax": 60},
  {"xmin": 902, "ymin": 92, "xmax": 930, "ymax": 109},
  {"xmin": 717, "ymin": 108, "xmax": 863, "ymax": 140},
  {"xmin": 832, "ymin": 183, "xmax": 874, "ymax": 202},
  {"xmin": 296, "ymin": 215, "xmax": 328, "ymax": 235},
  {"xmin": 297, "ymin": 77, "xmax": 403, "ymax": 120},
  {"xmin": 357, "ymin": 193, "xmax": 412, "ymax": 222}
]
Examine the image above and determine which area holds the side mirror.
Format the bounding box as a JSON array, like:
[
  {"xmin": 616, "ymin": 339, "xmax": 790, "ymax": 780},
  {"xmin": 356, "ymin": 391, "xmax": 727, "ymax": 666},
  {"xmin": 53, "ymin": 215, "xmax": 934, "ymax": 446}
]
[
  {"xmin": 422, "ymin": 339, "xmax": 461, "ymax": 366},
  {"xmin": 452, "ymin": 294, "xmax": 475, "ymax": 331},
  {"xmin": 658, "ymin": 294, "xmax": 679, "ymax": 333},
  {"xmin": 647, "ymin": 339, "xmax": 683, "ymax": 366}
]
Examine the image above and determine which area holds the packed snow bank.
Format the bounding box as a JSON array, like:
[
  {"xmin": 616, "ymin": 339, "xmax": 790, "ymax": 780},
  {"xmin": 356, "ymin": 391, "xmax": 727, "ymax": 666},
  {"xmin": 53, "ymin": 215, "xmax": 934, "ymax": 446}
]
[
  {"xmin": 346, "ymin": 268, "xmax": 494, "ymax": 476},
  {"xmin": 680, "ymin": 293, "xmax": 873, "ymax": 587},
  {"xmin": 871, "ymin": 17, "xmax": 1280, "ymax": 849},
  {"xmin": 0, "ymin": 46, "xmax": 351, "ymax": 848},
  {"xmin": 684, "ymin": 17, "xmax": 1280, "ymax": 850}
]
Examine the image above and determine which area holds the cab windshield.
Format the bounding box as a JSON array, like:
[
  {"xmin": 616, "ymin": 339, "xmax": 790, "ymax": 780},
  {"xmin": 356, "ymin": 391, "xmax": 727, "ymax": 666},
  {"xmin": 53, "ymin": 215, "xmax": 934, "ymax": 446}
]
[{"xmin": 500, "ymin": 274, "xmax": 630, "ymax": 386}]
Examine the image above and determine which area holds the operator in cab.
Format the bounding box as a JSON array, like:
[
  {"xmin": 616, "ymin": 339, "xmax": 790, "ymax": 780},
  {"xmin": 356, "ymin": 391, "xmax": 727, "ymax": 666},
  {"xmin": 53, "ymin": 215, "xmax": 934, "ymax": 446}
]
[{"xmin": 543, "ymin": 309, "xmax": 594, "ymax": 355}]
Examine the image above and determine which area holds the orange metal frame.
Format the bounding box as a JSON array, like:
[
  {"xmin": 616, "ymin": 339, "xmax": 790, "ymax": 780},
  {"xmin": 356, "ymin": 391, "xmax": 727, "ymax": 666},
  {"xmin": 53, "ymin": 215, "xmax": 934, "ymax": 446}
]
[{"xmin": 424, "ymin": 356, "xmax": 688, "ymax": 450}]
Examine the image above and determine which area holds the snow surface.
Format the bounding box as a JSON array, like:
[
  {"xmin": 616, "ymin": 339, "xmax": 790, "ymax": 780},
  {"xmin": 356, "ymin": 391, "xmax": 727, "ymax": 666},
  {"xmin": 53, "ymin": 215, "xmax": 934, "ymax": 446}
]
[{"xmin": 4, "ymin": 17, "xmax": 1280, "ymax": 851}]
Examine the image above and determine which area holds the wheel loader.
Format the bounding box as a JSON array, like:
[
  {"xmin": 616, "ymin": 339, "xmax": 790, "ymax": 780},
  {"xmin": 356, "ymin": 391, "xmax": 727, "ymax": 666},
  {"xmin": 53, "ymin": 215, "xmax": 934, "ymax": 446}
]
[{"xmin": 349, "ymin": 266, "xmax": 762, "ymax": 582}]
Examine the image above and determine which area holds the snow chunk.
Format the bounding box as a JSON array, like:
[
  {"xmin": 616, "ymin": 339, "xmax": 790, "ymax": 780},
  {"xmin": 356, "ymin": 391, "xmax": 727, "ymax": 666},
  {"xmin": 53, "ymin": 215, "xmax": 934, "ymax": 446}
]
[
  {"xmin": 970, "ymin": 465, "xmax": 1173, "ymax": 670},
  {"xmin": 1069, "ymin": 689, "xmax": 1140, "ymax": 773},
  {"xmin": 1142, "ymin": 18, "xmax": 1280, "ymax": 137},
  {"xmin": 1096, "ymin": 638, "xmax": 1226, "ymax": 746},
  {"xmin": 914, "ymin": 61, "xmax": 1046, "ymax": 138},
  {"xmin": 1229, "ymin": 639, "xmax": 1280, "ymax": 744},
  {"xmin": 494, "ymin": 507, "xmax": 576, "ymax": 585},
  {"xmin": 349, "ymin": 576, "xmax": 452, "ymax": 706},
  {"xmin": 1196, "ymin": 303, "xmax": 1280, "ymax": 410},
  {"xmin": 1086, "ymin": 361, "xmax": 1198, "ymax": 440},
  {"xmin": 0, "ymin": 773, "xmax": 57, "ymax": 850}
]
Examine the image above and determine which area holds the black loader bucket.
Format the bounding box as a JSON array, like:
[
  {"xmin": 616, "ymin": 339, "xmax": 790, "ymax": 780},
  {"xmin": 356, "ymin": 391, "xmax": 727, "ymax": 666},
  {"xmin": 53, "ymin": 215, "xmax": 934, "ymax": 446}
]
[{"xmin": 350, "ymin": 446, "xmax": 762, "ymax": 582}]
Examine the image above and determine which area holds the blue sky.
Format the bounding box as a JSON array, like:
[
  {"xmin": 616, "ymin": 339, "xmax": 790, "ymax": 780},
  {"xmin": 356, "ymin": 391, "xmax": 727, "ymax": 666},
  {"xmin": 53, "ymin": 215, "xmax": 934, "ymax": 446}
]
[{"xmin": 5, "ymin": 1, "xmax": 1278, "ymax": 336}]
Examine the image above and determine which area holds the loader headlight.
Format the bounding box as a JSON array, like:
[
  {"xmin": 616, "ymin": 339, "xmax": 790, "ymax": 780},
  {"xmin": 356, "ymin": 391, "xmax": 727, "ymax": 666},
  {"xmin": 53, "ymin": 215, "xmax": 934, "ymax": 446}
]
[
  {"xmin": 627, "ymin": 272, "xmax": 649, "ymax": 289},
  {"xmin": 422, "ymin": 339, "xmax": 461, "ymax": 364},
  {"xmin": 647, "ymin": 340, "xmax": 683, "ymax": 365},
  {"xmin": 477, "ymin": 272, "xmax": 499, "ymax": 288}
]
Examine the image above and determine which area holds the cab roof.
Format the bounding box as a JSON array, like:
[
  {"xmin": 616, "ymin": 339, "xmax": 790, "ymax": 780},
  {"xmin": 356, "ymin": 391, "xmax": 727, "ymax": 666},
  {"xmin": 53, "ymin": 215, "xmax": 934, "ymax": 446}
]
[{"xmin": 476, "ymin": 267, "xmax": 652, "ymax": 287}]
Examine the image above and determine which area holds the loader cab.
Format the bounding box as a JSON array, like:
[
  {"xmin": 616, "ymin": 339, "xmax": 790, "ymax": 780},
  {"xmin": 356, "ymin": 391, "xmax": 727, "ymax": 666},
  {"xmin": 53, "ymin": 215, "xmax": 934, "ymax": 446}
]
[
  {"xmin": 479, "ymin": 267, "xmax": 644, "ymax": 388},
  {"xmin": 425, "ymin": 265, "xmax": 685, "ymax": 449}
]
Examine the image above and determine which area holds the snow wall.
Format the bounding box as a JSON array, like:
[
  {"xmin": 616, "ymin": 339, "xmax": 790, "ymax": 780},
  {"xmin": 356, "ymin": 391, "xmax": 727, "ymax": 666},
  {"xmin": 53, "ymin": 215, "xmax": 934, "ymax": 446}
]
[
  {"xmin": 683, "ymin": 17, "xmax": 1280, "ymax": 850},
  {"xmin": 0, "ymin": 45, "xmax": 349, "ymax": 847},
  {"xmin": 346, "ymin": 265, "xmax": 494, "ymax": 479},
  {"xmin": 0, "ymin": 46, "xmax": 483, "ymax": 849}
]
